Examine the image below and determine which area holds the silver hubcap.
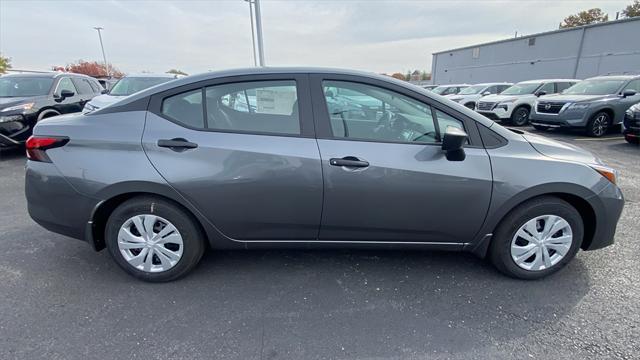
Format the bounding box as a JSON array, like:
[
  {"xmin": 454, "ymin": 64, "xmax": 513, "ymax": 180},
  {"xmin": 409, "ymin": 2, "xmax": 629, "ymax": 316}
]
[
  {"xmin": 592, "ymin": 115, "xmax": 608, "ymax": 136},
  {"xmin": 118, "ymin": 215, "xmax": 183, "ymax": 273},
  {"xmin": 510, "ymin": 215, "xmax": 573, "ymax": 271}
]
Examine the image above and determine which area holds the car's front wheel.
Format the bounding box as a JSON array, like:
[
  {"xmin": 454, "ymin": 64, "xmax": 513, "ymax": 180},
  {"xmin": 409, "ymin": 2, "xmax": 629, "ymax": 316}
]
[
  {"xmin": 489, "ymin": 196, "xmax": 583, "ymax": 279},
  {"xmin": 105, "ymin": 196, "xmax": 205, "ymax": 282},
  {"xmin": 510, "ymin": 106, "xmax": 530, "ymax": 126},
  {"xmin": 586, "ymin": 111, "xmax": 611, "ymax": 137}
]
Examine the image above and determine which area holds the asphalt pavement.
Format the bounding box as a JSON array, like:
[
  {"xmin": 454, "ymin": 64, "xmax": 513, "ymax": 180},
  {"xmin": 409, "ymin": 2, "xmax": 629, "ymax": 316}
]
[{"xmin": 0, "ymin": 127, "xmax": 638, "ymax": 360}]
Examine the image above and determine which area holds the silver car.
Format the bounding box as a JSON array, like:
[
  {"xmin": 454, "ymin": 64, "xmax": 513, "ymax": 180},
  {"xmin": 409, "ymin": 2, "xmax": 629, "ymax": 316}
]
[{"xmin": 25, "ymin": 68, "xmax": 624, "ymax": 282}]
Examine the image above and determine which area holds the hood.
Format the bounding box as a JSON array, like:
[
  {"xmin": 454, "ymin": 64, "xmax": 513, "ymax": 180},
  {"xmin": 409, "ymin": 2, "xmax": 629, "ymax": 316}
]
[
  {"xmin": 539, "ymin": 94, "xmax": 613, "ymax": 103},
  {"xmin": 521, "ymin": 131, "xmax": 602, "ymax": 165},
  {"xmin": 86, "ymin": 94, "xmax": 125, "ymax": 109},
  {"xmin": 0, "ymin": 96, "xmax": 44, "ymax": 108},
  {"xmin": 480, "ymin": 94, "xmax": 522, "ymax": 103}
]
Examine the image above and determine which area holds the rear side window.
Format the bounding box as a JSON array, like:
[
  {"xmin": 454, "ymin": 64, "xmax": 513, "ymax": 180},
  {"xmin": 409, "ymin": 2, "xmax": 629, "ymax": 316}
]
[
  {"xmin": 89, "ymin": 80, "xmax": 102, "ymax": 93},
  {"xmin": 205, "ymin": 80, "xmax": 299, "ymax": 135},
  {"xmin": 161, "ymin": 90, "xmax": 204, "ymax": 128},
  {"xmin": 72, "ymin": 78, "xmax": 94, "ymax": 95}
]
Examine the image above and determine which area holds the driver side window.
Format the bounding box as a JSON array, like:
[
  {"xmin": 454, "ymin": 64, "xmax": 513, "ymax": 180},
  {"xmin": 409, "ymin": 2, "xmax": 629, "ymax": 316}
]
[
  {"xmin": 55, "ymin": 77, "xmax": 77, "ymax": 96},
  {"xmin": 322, "ymin": 81, "xmax": 440, "ymax": 144}
]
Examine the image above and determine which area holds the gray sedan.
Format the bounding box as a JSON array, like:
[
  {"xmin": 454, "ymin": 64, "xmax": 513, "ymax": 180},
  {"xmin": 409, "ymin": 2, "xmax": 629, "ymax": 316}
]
[{"xmin": 25, "ymin": 67, "xmax": 624, "ymax": 282}]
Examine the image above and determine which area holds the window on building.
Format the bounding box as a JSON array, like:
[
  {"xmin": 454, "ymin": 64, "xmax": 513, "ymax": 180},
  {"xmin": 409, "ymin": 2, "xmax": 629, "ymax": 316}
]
[
  {"xmin": 528, "ymin": 37, "xmax": 536, "ymax": 46},
  {"xmin": 472, "ymin": 47, "xmax": 480, "ymax": 59}
]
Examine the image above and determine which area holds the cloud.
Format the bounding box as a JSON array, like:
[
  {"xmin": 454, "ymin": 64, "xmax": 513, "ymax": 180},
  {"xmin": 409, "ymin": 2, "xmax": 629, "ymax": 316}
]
[{"xmin": 0, "ymin": 0, "xmax": 631, "ymax": 74}]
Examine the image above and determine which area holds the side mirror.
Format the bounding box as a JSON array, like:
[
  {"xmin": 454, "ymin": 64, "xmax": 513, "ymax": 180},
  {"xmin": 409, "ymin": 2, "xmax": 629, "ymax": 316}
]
[
  {"xmin": 101, "ymin": 89, "xmax": 109, "ymax": 94},
  {"xmin": 536, "ymin": 91, "xmax": 546, "ymax": 97},
  {"xmin": 482, "ymin": 91, "xmax": 491, "ymax": 96},
  {"xmin": 60, "ymin": 89, "xmax": 75, "ymax": 99},
  {"xmin": 441, "ymin": 126, "xmax": 468, "ymax": 161},
  {"xmin": 622, "ymin": 89, "xmax": 637, "ymax": 98}
]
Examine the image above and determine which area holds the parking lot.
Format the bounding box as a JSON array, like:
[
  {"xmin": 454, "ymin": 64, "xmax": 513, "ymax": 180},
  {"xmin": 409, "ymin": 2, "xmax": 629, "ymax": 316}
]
[{"xmin": 0, "ymin": 128, "xmax": 638, "ymax": 359}]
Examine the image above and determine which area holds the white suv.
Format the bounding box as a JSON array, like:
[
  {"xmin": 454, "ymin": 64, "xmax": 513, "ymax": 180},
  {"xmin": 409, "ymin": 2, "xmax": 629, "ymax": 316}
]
[
  {"xmin": 476, "ymin": 79, "xmax": 580, "ymax": 126},
  {"xmin": 445, "ymin": 83, "xmax": 512, "ymax": 109}
]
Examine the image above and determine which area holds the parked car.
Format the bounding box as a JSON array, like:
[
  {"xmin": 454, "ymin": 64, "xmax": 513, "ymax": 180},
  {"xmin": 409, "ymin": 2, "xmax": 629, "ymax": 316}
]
[
  {"xmin": 83, "ymin": 74, "xmax": 177, "ymax": 113},
  {"xmin": 422, "ymin": 85, "xmax": 438, "ymax": 91},
  {"xmin": 530, "ymin": 75, "xmax": 640, "ymax": 137},
  {"xmin": 446, "ymin": 82, "xmax": 512, "ymax": 109},
  {"xmin": 476, "ymin": 79, "xmax": 580, "ymax": 126},
  {"xmin": 431, "ymin": 84, "xmax": 469, "ymax": 96},
  {"xmin": 0, "ymin": 72, "xmax": 102, "ymax": 147},
  {"xmin": 623, "ymin": 102, "xmax": 640, "ymax": 144},
  {"xmin": 97, "ymin": 78, "xmax": 118, "ymax": 92},
  {"xmin": 25, "ymin": 67, "xmax": 623, "ymax": 282}
]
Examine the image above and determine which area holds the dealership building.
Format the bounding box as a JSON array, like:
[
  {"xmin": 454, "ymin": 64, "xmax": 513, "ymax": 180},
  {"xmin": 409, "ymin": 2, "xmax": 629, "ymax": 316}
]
[{"xmin": 430, "ymin": 17, "xmax": 640, "ymax": 85}]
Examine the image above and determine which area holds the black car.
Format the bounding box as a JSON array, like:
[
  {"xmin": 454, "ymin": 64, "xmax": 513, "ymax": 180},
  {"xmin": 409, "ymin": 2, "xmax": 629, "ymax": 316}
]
[
  {"xmin": 623, "ymin": 102, "xmax": 640, "ymax": 144},
  {"xmin": 0, "ymin": 72, "xmax": 103, "ymax": 147}
]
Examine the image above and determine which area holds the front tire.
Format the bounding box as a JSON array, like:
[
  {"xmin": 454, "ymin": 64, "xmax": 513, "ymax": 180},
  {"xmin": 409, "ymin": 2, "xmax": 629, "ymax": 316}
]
[
  {"xmin": 105, "ymin": 196, "xmax": 205, "ymax": 282},
  {"xmin": 585, "ymin": 111, "xmax": 610, "ymax": 137},
  {"xmin": 510, "ymin": 106, "xmax": 530, "ymax": 126},
  {"xmin": 489, "ymin": 196, "xmax": 583, "ymax": 280}
]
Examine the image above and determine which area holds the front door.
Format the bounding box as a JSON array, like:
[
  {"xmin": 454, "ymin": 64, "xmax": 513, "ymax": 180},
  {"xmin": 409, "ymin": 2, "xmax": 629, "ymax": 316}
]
[
  {"xmin": 311, "ymin": 76, "xmax": 493, "ymax": 244},
  {"xmin": 142, "ymin": 74, "xmax": 323, "ymax": 241}
]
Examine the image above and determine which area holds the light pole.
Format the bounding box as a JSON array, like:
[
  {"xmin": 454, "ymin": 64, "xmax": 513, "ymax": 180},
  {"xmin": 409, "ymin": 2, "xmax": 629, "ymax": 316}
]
[
  {"xmin": 93, "ymin": 27, "xmax": 110, "ymax": 77},
  {"xmin": 244, "ymin": 0, "xmax": 257, "ymax": 66},
  {"xmin": 253, "ymin": 0, "xmax": 265, "ymax": 66}
]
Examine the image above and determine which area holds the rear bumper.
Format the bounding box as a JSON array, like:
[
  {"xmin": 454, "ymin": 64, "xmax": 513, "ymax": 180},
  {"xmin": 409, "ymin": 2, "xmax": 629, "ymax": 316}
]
[
  {"xmin": 585, "ymin": 181, "xmax": 624, "ymax": 250},
  {"xmin": 25, "ymin": 161, "xmax": 98, "ymax": 242}
]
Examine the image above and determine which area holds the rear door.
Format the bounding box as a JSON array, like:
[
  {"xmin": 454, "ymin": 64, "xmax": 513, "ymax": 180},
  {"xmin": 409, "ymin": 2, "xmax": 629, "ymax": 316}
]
[
  {"xmin": 310, "ymin": 74, "xmax": 493, "ymax": 244},
  {"xmin": 142, "ymin": 74, "xmax": 323, "ymax": 240}
]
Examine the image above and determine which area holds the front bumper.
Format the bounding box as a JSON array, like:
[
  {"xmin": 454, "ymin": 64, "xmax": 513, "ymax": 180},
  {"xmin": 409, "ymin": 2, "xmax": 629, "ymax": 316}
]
[
  {"xmin": 584, "ymin": 181, "xmax": 625, "ymax": 250},
  {"xmin": 477, "ymin": 107, "xmax": 511, "ymax": 121},
  {"xmin": 530, "ymin": 109, "xmax": 590, "ymax": 128},
  {"xmin": 0, "ymin": 112, "xmax": 36, "ymax": 146}
]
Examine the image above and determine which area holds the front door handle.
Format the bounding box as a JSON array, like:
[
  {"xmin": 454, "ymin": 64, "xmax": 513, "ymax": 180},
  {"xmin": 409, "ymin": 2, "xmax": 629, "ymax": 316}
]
[
  {"xmin": 157, "ymin": 138, "xmax": 198, "ymax": 151},
  {"xmin": 329, "ymin": 157, "xmax": 369, "ymax": 168}
]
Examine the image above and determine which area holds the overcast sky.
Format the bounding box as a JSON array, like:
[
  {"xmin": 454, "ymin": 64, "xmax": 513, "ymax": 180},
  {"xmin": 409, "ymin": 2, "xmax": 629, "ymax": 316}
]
[{"xmin": 0, "ymin": 0, "xmax": 632, "ymax": 75}]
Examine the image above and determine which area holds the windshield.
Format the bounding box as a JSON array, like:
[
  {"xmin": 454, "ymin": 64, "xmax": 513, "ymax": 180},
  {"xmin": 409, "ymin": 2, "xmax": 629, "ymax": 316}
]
[
  {"xmin": 109, "ymin": 77, "xmax": 172, "ymax": 96},
  {"xmin": 431, "ymin": 86, "xmax": 450, "ymax": 95},
  {"xmin": 457, "ymin": 85, "xmax": 486, "ymax": 95},
  {"xmin": 562, "ymin": 79, "xmax": 626, "ymax": 95},
  {"xmin": 500, "ymin": 83, "xmax": 541, "ymax": 95},
  {"xmin": 0, "ymin": 77, "xmax": 54, "ymax": 97}
]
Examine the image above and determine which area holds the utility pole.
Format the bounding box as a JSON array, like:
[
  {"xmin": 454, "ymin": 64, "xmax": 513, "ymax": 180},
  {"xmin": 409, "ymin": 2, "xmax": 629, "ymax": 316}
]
[
  {"xmin": 244, "ymin": 0, "xmax": 258, "ymax": 66},
  {"xmin": 253, "ymin": 0, "xmax": 265, "ymax": 66},
  {"xmin": 93, "ymin": 27, "xmax": 110, "ymax": 77}
]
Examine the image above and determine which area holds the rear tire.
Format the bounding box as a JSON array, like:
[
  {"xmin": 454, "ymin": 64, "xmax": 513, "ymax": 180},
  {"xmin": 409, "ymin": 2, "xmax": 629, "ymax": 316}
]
[
  {"xmin": 585, "ymin": 111, "xmax": 610, "ymax": 137},
  {"xmin": 510, "ymin": 106, "xmax": 530, "ymax": 126},
  {"xmin": 489, "ymin": 196, "xmax": 583, "ymax": 280},
  {"xmin": 105, "ymin": 196, "xmax": 205, "ymax": 282}
]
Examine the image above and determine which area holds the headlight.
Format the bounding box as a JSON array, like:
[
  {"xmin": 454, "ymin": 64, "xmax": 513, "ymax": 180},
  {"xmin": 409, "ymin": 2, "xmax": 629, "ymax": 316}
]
[
  {"xmin": 0, "ymin": 102, "xmax": 35, "ymax": 113},
  {"xmin": 589, "ymin": 164, "xmax": 618, "ymax": 185},
  {"xmin": 0, "ymin": 114, "xmax": 23, "ymax": 123},
  {"xmin": 568, "ymin": 103, "xmax": 590, "ymax": 111},
  {"xmin": 83, "ymin": 103, "xmax": 98, "ymax": 113}
]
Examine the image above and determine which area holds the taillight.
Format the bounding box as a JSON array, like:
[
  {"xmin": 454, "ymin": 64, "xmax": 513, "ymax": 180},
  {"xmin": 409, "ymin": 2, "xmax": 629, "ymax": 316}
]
[{"xmin": 25, "ymin": 136, "xmax": 69, "ymax": 162}]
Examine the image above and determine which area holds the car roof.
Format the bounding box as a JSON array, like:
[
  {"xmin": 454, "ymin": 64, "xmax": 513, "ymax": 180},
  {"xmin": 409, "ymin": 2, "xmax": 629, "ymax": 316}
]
[
  {"xmin": 1, "ymin": 72, "xmax": 98, "ymax": 80},
  {"xmin": 471, "ymin": 82, "xmax": 513, "ymax": 86},
  {"xmin": 123, "ymin": 73, "xmax": 177, "ymax": 79},
  {"xmin": 585, "ymin": 75, "xmax": 639, "ymax": 81},
  {"xmin": 436, "ymin": 84, "xmax": 470, "ymax": 87},
  {"xmin": 518, "ymin": 79, "xmax": 580, "ymax": 84}
]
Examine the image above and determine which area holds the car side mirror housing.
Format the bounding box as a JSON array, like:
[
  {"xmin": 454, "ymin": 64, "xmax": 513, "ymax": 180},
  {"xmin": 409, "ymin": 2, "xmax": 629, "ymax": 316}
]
[
  {"xmin": 482, "ymin": 91, "xmax": 491, "ymax": 96},
  {"xmin": 441, "ymin": 126, "xmax": 468, "ymax": 161},
  {"xmin": 536, "ymin": 91, "xmax": 546, "ymax": 97},
  {"xmin": 622, "ymin": 89, "xmax": 637, "ymax": 98},
  {"xmin": 59, "ymin": 89, "xmax": 75, "ymax": 99}
]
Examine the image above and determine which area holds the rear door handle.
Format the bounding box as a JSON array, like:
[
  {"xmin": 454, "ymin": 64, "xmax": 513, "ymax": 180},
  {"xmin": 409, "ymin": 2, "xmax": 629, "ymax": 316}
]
[
  {"xmin": 157, "ymin": 138, "xmax": 198, "ymax": 150},
  {"xmin": 329, "ymin": 157, "xmax": 369, "ymax": 168}
]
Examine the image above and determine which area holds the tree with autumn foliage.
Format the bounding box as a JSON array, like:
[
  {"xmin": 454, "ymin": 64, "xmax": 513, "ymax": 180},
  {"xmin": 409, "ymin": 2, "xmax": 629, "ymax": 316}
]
[
  {"xmin": 166, "ymin": 69, "xmax": 188, "ymax": 76},
  {"xmin": 391, "ymin": 73, "xmax": 406, "ymax": 81},
  {"xmin": 559, "ymin": 8, "xmax": 608, "ymax": 28},
  {"xmin": 63, "ymin": 60, "xmax": 125, "ymax": 78}
]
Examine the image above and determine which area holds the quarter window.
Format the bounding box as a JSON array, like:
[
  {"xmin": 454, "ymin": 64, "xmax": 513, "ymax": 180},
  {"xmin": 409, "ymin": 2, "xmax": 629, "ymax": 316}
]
[
  {"xmin": 161, "ymin": 89, "xmax": 204, "ymax": 128},
  {"xmin": 322, "ymin": 81, "xmax": 440, "ymax": 144},
  {"xmin": 55, "ymin": 77, "xmax": 77, "ymax": 95},
  {"xmin": 205, "ymin": 81, "xmax": 299, "ymax": 135}
]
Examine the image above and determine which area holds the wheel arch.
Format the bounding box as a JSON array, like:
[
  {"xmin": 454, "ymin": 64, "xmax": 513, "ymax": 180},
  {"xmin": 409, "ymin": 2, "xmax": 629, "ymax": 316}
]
[
  {"xmin": 37, "ymin": 107, "xmax": 61, "ymax": 120},
  {"xmin": 467, "ymin": 183, "xmax": 598, "ymax": 257}
]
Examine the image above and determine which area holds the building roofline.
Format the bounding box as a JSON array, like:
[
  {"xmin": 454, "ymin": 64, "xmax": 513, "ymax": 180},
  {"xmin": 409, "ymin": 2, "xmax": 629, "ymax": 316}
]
[{"xmin": 432, "ymin": 17, "xmax": 640, "ymax": 55}]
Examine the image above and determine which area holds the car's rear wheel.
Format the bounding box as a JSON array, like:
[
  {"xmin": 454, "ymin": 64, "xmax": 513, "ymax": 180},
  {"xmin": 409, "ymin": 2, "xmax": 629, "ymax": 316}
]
[
  {"xmin": 105, "ymin": 196, "xmax": 205, "ymax": 282},
  {"xmin": 586, "ymin": 112, "xmax": 610, "ymax": 137},
  {"xmin": 510, "ymin": 106, "xmax": 530, "ymax": 126},
  {"xmin": 489, "ymin": 196, "xmax": 583, "ymax": 279}
]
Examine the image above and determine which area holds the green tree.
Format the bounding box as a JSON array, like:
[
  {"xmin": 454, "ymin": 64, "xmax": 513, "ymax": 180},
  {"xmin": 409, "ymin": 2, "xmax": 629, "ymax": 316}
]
[
  {"xmin": 560, "ymin": 8, "xmax": 608, "ymax": 28},
  {"xmin": 0, "ymin": 54, "xmax": 11, "ymax": 74},
  {"xmin": 420, "ymin": 71, "xmax": 431, "ymax": 81},
  {"xmin": 622, "ymin": 0, "xmax": 640, "ymax": 17},
  {"xmin": 166, "ymin": 69, "xmax": 188, "ymax": 76},
  {"xmin": 405, "ymin": 70, "xmax": 411, "ymax": 81}
]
